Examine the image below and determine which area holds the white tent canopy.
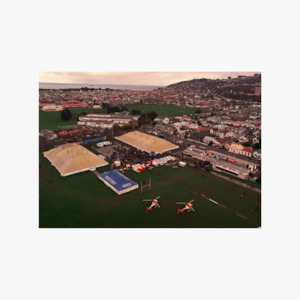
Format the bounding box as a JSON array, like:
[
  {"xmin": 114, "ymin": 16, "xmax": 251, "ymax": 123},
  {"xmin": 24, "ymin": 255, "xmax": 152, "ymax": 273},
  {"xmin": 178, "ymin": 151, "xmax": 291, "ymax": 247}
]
[
  {"xmin": 115, "ymin": 131, "xmax": 179, "ymax": 154},
  {"xmin": 43, "ymin": 143, "xmax": 109, "ymax": 176}
]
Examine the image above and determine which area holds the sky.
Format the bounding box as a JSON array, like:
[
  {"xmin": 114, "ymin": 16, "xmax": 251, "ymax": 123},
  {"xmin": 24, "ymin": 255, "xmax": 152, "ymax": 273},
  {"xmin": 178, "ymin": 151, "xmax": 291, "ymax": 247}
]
[{"xmin": 39, "ymin": 72, "xmax": 259, "ymax": 86}]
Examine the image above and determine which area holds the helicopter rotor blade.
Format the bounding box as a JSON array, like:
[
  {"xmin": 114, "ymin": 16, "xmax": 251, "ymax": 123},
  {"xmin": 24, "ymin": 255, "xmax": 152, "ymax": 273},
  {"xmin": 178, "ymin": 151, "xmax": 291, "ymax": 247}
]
[
  {"xmin": 191, "ymin": 207, "xmax": 195, "ymax": 212},
  {"xmin": 189, "ymin": 200, "xmax": 194, "ymax": 203},
  {"xmin": 154, "ymin": 196, "xmax": 161, "ymax": 200}
]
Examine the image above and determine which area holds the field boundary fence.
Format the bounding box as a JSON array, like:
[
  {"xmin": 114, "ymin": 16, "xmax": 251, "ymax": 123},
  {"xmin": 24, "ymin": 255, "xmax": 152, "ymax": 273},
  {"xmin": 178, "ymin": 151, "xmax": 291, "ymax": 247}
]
[{"xmin": 211, "ymin": 171, "xmax": 261, "ymax": 193}]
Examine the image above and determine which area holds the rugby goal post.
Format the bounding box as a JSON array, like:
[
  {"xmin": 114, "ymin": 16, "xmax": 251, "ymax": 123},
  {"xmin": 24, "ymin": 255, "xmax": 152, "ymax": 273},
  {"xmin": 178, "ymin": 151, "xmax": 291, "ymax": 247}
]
[{"xmin": 141, "ymin": 178, "xmax": 151, "ymax": 194}]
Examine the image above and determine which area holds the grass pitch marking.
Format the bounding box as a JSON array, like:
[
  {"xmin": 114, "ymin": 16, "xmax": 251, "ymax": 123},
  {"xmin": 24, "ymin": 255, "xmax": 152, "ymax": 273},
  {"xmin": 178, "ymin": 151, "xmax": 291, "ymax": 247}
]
[
  {"xmin": 201, "ymin": 193, "xmax": 248, "ymax": 221},
  {"xmin": 201, "ymin": 193, "xmax": 225, "ymax": 207},
  {"xmin": 218, "ymin": 203, "xmax": 227, "ymax": 209},
  {"xmin": 208, "ymin": 198, "xmax": 219, "ymax": 205},
  {"xmin": 236, "ymin": 213, "xmax": 247, "ymax": 220}
]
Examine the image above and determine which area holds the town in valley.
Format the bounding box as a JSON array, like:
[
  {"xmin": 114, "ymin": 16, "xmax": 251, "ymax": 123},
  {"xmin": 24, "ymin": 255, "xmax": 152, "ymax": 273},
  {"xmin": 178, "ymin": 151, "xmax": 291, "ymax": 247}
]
[{"xmin": 39, "ymin": 72, "xmax": 261, "ymax": 228}]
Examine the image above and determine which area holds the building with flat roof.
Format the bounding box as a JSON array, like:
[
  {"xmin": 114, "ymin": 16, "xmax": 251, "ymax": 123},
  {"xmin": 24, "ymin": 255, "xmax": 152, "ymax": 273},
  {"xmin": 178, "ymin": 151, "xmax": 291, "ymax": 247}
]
[
  {"xmin": 42, "ymin": 104, "xmax": 63, "ymax": 111},
  {"xmin": 78, "ymin": 113, "xmax": 137, "ymax": 128},
  {"xmin": 183, "ymin": 148, "xmax": 251, "ymax": 180}
]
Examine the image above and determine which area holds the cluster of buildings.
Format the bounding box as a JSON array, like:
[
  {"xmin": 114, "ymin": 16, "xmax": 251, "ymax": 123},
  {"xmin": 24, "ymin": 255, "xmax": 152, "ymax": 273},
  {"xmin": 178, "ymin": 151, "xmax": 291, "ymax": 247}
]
[
  {"xmin": 39, "ymin": 74, "xmax": 261, "ymax": 108},
  {"xmin": 39, "ymin": 74, "xmax": 261, "ymax": 183},
  {"xmin": 71, "ymin": 103, "xmax": 261, "ymax": 180},
  {"xmin": 39, "ymin": 88, "xmax": 143, "ymax": 107},
  {"xmin": 153, "ymin": 102, "xmax": 261, "ymax": 153}
]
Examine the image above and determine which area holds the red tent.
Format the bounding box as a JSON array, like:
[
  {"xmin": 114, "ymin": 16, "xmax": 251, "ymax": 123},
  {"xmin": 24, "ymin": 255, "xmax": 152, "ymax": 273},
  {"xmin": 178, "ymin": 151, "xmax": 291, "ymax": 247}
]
[
  {"xmin": 70, "ymin": 129, "xmax": 79, "ymax": 134},
  {"xmin": 139, "ymin": 166, "xmax": 146, "ymax": 172},
  {"xmin": 58, "ymin": 131, "xmax": 68, "ymax": 136}
]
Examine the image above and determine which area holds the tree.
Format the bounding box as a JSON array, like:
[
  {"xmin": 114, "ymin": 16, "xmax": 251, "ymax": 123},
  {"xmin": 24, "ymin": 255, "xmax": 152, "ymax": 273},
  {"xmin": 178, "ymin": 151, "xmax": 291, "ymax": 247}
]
[
  {"xmin": 61, "ymin": 108, "xmax": 72, "ymax": 121},
  {"xmin": 113, "ymin": 106, "xmax": 120, "ymax": 113},
  {"xmin": 138, "ymin": 113, "xmax": 151, "ymax": 126},
  {"xmin": 148, "ymin": 111, "xmax": 158, "ymax": 121},
  {"xmin": 208, "ymin": 141, "xmax": 213, "ymax": 146},
  {"xmin": 121, "ymin": 106, "xmax": 128, "ymax": 112},
  {"xmin": 195, "ymin": 109, "xmax": 202, "ymax": 114},
  {"xmin": 102, "ymin": 103, "xmax": 110, "ymax": 110}
]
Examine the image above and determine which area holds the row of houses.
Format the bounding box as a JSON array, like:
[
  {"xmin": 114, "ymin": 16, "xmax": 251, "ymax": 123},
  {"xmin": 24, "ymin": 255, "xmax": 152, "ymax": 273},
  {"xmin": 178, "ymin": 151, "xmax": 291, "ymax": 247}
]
[{"xmin": 200, "ymin": 137, "xmax": 261, "ymax": 159}]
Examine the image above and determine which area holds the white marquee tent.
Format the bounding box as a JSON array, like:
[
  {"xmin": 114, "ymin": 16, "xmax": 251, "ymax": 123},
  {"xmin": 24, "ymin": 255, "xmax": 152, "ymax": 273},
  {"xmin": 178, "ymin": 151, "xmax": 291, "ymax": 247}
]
[{"xmin": 43, "ymin": 143, "xmax": 109, "ymax": 177}]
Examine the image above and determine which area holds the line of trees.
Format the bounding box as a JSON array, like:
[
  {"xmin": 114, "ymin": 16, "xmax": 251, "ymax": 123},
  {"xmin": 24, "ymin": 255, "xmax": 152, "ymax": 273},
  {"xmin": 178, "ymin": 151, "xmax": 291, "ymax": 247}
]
[{"xmin": 101, "ymin": 104, "xmax": 129, "ymax": 113}]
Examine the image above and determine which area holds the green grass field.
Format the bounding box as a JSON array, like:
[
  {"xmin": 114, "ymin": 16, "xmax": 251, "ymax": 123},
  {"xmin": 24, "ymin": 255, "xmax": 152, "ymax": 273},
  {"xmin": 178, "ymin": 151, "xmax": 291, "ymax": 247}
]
[
  {"xmin": 39, "ymin": 109, "xmax": 104, "ymax": 130},
  {"xmin": 126, "ymin": 104, "xmax": 195, "ymax": 117},
  {"xmin": 39, "ymin": 149, "xmax": 261, "ymax": 228},
  {"xmin": 39, "ymin": 104, "xmax": 194, "ymax": 131}
]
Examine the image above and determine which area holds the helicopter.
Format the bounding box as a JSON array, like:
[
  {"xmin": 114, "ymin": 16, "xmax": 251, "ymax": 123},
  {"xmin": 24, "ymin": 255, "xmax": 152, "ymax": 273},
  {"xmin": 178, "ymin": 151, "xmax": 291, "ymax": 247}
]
[
  {"xmin": 176, "ymin": 200, "xmax": 195, "ymax": 214},
  {"xmin": 143, "ymin": 196, "xmax": 161, "ymax": 213}
]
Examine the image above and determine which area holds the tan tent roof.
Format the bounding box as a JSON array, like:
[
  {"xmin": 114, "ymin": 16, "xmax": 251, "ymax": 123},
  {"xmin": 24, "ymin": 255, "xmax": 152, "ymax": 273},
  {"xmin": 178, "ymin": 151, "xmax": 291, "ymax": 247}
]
[
  {"xmin": 115, "ymin": 131, "xmax": 179, "ymax": 154},
  {"xmin": 43, "ymin": 143, "xmax": 108, "ymax": 176}
]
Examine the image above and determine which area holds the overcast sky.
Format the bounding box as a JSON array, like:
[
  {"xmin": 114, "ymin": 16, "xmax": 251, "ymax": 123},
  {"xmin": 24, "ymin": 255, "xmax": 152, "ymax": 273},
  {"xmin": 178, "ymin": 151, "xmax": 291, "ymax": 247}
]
[{"xmin": 39, "ymin": 72, "xmax": 259, "ymax": 86}]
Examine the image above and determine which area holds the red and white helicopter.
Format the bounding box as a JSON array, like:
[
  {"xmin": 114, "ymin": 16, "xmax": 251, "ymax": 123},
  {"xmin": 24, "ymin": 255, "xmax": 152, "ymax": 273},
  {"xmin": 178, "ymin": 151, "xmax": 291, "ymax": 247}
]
[
  {"xmin": 143, "ymin": 196, "xmax": 161, "ymax": 213},
  {"xmin": 176, "ymin": 200, "xmax": 195, "ymax": 214}
]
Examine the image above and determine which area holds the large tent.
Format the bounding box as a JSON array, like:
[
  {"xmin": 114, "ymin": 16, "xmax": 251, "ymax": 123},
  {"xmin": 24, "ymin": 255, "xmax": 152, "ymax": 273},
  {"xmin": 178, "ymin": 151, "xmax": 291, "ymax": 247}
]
[
  {"xmin": 115, "ymin": 131, "xmax": 179, "ymax": 154},
  {"xmin": 43, "ymin": 143, "xmax": 108, "ymax": 176}
]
